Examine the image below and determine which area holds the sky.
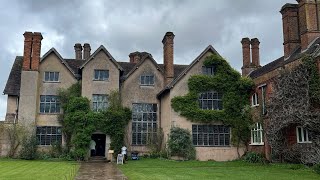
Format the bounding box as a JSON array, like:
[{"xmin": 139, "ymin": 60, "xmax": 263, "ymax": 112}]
[{"xmin": 0, "ymin": 0, "xmax": 296, "ymax": 120}]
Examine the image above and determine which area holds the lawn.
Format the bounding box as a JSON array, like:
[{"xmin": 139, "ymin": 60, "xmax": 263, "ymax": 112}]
[
  {"xmin": 0, "ymin": 159, "xmax": 79, "ymax": 180},
  {"xmin": 119, "ymin": 158, "xmax": 319, "ymax": 180}
]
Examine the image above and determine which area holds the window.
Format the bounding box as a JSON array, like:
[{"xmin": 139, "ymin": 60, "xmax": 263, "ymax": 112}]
[
  {"xmin": 296, "ymin": 126, "xmax": 311, "ymax": 143},
  {"xmin": 202, "ymin": 66, "xmax": 216, "ymax": 75},
  {"xmin": 36, "ymin": 126, "xmax": 62, "ymax": 145},
  {"xmin": 251, "ymin": 93, "xmax": 259, "ymax": 106},
  {"xmin": 40, "ymin": 95, "xmax": 60, "ymax": 113},
  {"xmin": 260, "ymin": 85, "xmax": 267, "ymax": 115},
  {"xmin": 132, "ymin": 103, "xmax": 157, "ymax": 145},
  {"xmin": 192, "ymin": 125, "xmax": 230, "ymax": 146},
  {"xmin": 251, "ymin": 123, "xmax": 264, "ymax": 145},
  {"xmin": 94, "ymin": 70, "xmax": 109, "ymax": 81},
  {"xmin": 92, "ymin": 94, "xmax": 108, "ymax": 111},
  {"xmin": 199, "ymin": 91, "xmax": 223, "ymax": 110},
  {"xmin": 44, "ymin": 72, "xmax": 59, "ymax": 82},
  {"xmin": 140, "ymin": 75, "xmax": 154, "ymax": 85}
]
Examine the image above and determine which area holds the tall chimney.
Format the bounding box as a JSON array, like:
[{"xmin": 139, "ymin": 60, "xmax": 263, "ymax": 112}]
[
  {"xmin": 280, "ymin": 4, "xmax": 300, "ymax": 58},
  {"xmin": 83, "ymin": 43, "xmax": 91, "ymax": 60},
  {"xmin": 31, "ymin": 32, "xmax": 43, "ymax": 71},
  {"xmin": 297, "ymin": 0, "xmax": 320, "ymax": 50},
  {"xmin": 241, "ymin": 37, "xmax": 251, "ymax": 76},
  {"xmin": 251, "ymin": 38, "xmax": 260, "ymax": 67},
  {"xmin": 74, "ymin": 43, "xmax": 82, "ymax": 59},
  {"xmin": 22, "ymin": 32, "xmax": 33, "ymax": 71},
  {"xmin": 162, "ymin": 32, "xmax": 175, "ymax": 85}
]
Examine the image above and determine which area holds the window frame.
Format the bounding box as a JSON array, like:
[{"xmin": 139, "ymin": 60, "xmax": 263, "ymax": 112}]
[
  {"xmin": 44, "ymin": 71, "xmax": 60, "ymax": 82},
  {"xmin": 39, "ymin": 95, "xmax": 61, "ymax": 114},
  {"xmin": 192, "ymin": 124, "xmax": 230, "ymax": 147},
  {"xmin": 250, "ymin": 122, "xmax": 264, "ymax": 145},
  {"xmin": 198, "ymin": 91, "xmax": 223, "ymax": 110},
  {"xmin": 36, "ymin": 126, "xmax": 62, "ymax": 146},
  {"xmin": 93, "ymin": 69, "xmax": 109, "ymax": 81},
  {"xmin": 131, "ymin": 103, "xmax": 157, "ymax": 145},
  {"xmin": 92, "ymin": 94, "xmax": 109, "ymax": 112},
  {"xmin": 202, "ymin": 66, "xmax": 216, "ymax": 75},
  {"xmin": 296, "ymin": 126, "xmax": 312, "ymax": 143},
  {"xmin": 251, "ymin": 93, "xmax": 259, "ymax": 107},
  {"xmin": 140, "ymin": 74, "xmax": 155, "ymax": 86}
]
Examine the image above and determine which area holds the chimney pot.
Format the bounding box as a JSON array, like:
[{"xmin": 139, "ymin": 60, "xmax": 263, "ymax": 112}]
[
  {"xmin": 251, "ymin": 38, "xmax": 260, "ymax": 67},
  {"xmin": 83, "ymin": 43, "xmax": 91, "ymax": 60},
  {"xmin": 74, "ymin": 43, "xmax": 83, "ymax": 59}
]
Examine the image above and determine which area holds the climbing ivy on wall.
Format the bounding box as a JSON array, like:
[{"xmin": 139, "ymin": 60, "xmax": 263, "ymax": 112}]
[{"xmin": 171, "ymin": 55, "xmax": 254, "ymax": 147}]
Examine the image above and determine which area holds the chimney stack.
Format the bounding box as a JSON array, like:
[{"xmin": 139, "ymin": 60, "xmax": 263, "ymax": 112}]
[
  {"xmin": 83, "ymin": 43, "xmax": 91, "ymax": 60},
  {"xmin": 251, "ymin": 38, "xmax": 260, "ymax": 67},
  {"xmin": 22, "ymin": 32, "xmax": 33, "ymax": 71},
  {"xmin": 22, "ymin": 32, "xmax": 43, "ymax": 71},
  {"xmin": 74, "ymin": 43, "xmax": 82, "ymax": 59},
  {"xmin": 162, "ymin": 32, "xmax": 175, "ymax": 85},
  {"xmin": 241, "ymin": 37, "xmax": 251, "ymax": 76},
  {"xmin": 280, "ymin": 4, "xmax": 300, "ymax": 58},
  {"xmin": 129, "ymin": 52, "xmax": 141, "ymax": 63},
  {"xmin": 31, "ymin": 32, "xmax": 43, "ymax": 71},
  {"xmin": 296, "ymin": 0, "xmax": 320, "ymax": 50}
]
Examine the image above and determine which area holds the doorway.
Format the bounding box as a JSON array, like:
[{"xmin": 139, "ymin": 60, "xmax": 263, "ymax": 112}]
[{"xmin": 91, "ymin": 134, "xmax": 106, "ymax": 156}]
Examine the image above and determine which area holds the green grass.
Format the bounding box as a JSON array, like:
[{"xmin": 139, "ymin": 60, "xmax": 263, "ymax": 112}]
[
  {"xmin": 0, "ymin": 159, "xmax": 79, "ymax": 180},
  {"xmin": 119, "ymin": 158, "xmax": 319, "ymax": 180}
]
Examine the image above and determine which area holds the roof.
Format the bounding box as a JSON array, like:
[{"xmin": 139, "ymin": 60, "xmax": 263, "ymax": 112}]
[
  {"xmin": 64, "ymin": 59, "xmax": 86, "ymax": 74},
  {"xmin": 249, "ymin": 37, "xmax": 320, "ymax": 79},
  {"xmin": 3, "ymin": 56, "xmax": 23, "ymax": 95}
]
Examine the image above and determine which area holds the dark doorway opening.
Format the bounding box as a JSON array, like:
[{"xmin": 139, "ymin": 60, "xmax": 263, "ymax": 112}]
[{"xmin": 91, "ymin": 134, "xmax": 106, "ymax": 157}]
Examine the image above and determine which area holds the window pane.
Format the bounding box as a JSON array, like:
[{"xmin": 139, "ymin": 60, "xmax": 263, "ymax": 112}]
[
  {"xmin": 94, "ymin": 70, "xmax": 99, "ymax": 80},
  {"xmin": 45, "ymin": 72, "xmax": 49, "ymax": 81}
]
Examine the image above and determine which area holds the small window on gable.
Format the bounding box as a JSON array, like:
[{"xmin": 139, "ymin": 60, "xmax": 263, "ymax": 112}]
[
  {"xmin": 44, "ymin": 72, "xmax": 59, "ymax": 82},
  {"xmin": 140, "ymin": 74, "xmax": 154, "ymax": 85},
  {"xmin": 94, "ymin": 70, "xmax": 109, "ymax": 81},
  {"xmin": 296, "ymin": 126, "xmax": 312, "ymax": 143},
  {"xmin": 202, "ymin": 66, "xmax": 215, "ymax": 75},
  {"xmin": 251, "ymin": 93, "xmax": 259, "ymax": 106}
]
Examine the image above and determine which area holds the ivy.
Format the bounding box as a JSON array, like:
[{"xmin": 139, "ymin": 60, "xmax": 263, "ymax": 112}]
[
  {"xmin": 303, "ymin": 55, "xmax": 320, "ymax": 105},
  {"xmin": 171, "ymin": 55, "xmax": 254, "ymax": 146}
]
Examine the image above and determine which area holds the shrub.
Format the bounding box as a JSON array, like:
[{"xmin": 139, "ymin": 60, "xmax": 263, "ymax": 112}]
[
  {"xmin": 168, "ymin": 127, "xmax": 196, "ymax": 160},
  {"xmin": 313, "ymin": 164, "xmax": 320, "ymax": 174},
  {"xmin": 19, "ymin": 134, "xmax": 38, "ymax": 160},
  {"xmin": 243, "ymin": 152, "xmax": 264, "ymax": 163}
]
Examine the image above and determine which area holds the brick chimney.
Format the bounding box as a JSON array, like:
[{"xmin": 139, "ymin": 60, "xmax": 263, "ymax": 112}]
[
  {"xmin": 162, "ymin": 32, "xmax": 175, "ymax": 85},
  {"xmin": 31, "ymin": 32, "xmax": 43, "ymax": 71},
  {"xmin": 74, "ymin": 43, "xmax": 82, "ymax": 59},
  {"xmin": 129, "ymin": 52, "xmax": 141, "ymax": 63},
  {"xmin": 241, "ymin": 37, "xmax": 251, "ymax": 76},
  {"xmin": 22, "ymin": 32, "xmax": 33, "ymax": 71},
  {"xmin": 297, "ymin": 0, "xmax": 320, "ymax": 50},
  {"xmin": 83, "ymin": 43, "xmax": 91, "ymax": 60},
  {"xmin": 251, "ymin": 38, "xmax": 261, "ymax": 67},
  {"xmin": 280, "ymin": 3, "xmax": 300, "ymax": 58}
]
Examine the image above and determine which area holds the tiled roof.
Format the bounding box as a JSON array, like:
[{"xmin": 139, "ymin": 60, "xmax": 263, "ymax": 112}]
[
  {"xmin": 118, "ymin": 62, "xmax": 136, "ymax": 76},
  {"xmin": 3, "ymin": 56, "xmax": 23, "ymax": 95},
  {"xmin": 64, "ymin": 59, "xmax": 86, "ymax": 74}
]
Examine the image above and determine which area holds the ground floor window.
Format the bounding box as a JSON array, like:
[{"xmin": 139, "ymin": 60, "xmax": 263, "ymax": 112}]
[
  {"xmin": 36, "ymin": 126, "xmax": 62, "ymax": 145},
  {"xmin": 251, "ymin": 123, "xmax": 264, "ymax": 145},
  {"xmin": 132, "ymin": 103, "xmax": 157, "ymax": 145},
  {"xmin": 192, "ymin": 125, "xmax": 230, "ymax": 146},
  {"xmin": 296, "ymin": 126, "xmax": 311, "ymax": 143}
]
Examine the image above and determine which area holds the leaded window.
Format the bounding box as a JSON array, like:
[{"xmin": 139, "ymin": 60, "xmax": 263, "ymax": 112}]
[
  {"xmin": 92, "ymin": 94, "xmax": 108, "ymax": 111},
  {"xmin": 140, "ymin": 75, "xmax": 154, "ymax": 85},
  {"xmin": 94, "ymin": 70, "xmax": 109, "ymax": 81},
  {"xmin": 251, "ymin": 93, "xmax": 259, "ymax": 106},
  {"xmin": 199, "ymin": 91, "xmax": 223, "ymax": 110},
  {"xmin": 296, "ymin": 126, "xmax": 311, "ymax": 143},
  {"xmin": 40, "ymin": 95, "xmax": 60, "ymax": 113},
  {"xmin": 132, "ymin": 103, "xmax": 157, "ymax": 145},
  {"xmin": 36, "ymin": 126, "xmax": 62, "ymax": 146},
  {"xmin": 251, "ymin": 123, "xmax": 264, "ymax": 145},
  {"xmin": 192, "ymin": 125, "xmax": 230, "ymax": 146},
  {"xmin": 44, "ymin": 72, "xmax": 59, "ymax": 82},
  {"xmin": 202, "ymin": 66, "xmax": 216, "ymax": 75}
]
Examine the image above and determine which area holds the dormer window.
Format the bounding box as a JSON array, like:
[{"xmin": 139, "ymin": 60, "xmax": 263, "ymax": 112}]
[
  {"xmin": 44, "ymin": 72, "xmax": 59, "ymax": 82},
  {"xmin": 140, "ymin": 74, "xmax": 154, "ymax": 85},
  {"xmin": 94, "ymin": 70, "xmax": 109, "ymax": 81},
  {"xmin": 202, "ymin": 66, "xmax": 215, "ymax": 75},
  {"xmin": 251, "ymin": 93, "xmax": 259, "ymax": 106}
]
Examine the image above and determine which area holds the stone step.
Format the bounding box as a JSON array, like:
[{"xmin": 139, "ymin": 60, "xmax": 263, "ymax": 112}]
[{"xmin": 88, "ymin": 156, "xmax": 108, "ymax": 163}]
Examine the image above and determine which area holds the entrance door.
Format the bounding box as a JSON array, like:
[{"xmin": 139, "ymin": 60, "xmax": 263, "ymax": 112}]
[{"xmin": 91, "ymin": 134, "xmax": 106, "ymax": 156}]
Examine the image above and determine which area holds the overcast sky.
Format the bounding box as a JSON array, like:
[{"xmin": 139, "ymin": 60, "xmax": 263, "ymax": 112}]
[{"xmin": 0, "ymin": 0, "xmax": 295, "ymax": 120}]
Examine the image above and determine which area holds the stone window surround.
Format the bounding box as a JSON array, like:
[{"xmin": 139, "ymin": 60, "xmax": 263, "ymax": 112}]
[
  {"xmin": 199, "ymin": 91, "xmax": 223, "ymax": 110},
  {"xmin": 39, "ymin": 95, "xmax": 61, "ymax": 114},
  {"xmin": 139, "ymin": 74, "xmax": 155, "ymax": 86},
  {"xmin": 36, "ymin": 126, "xmax": 62, "ymax": 146},
  {"xmin": 93, "ymin": 69, "xmax": 109, "ymax": 81},
  {"xmin": 202, "ymin": 65, "xmax": 216, "ymax": 75},
  {"xmin": 92, "ymin": 94, "xmax": 109, "ymax": 112},
  {"xmin": 250, "ymin": 122, "xmax": 264, "ymax": 146},
  {"xmin": 296, "ymin": 126, "xmax": 312, "ymax": 144},
  {"xmin": 43, "ymin": 71, "xmax": 60, "ymax": 82},
  {"xmin": 192, "ymin": 124, "xmax": 230, "ymax": 147}
]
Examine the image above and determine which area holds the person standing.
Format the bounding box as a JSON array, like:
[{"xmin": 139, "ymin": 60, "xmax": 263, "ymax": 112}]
[
  {"xmin": 121, "ymin": 146, "xmax": 127, "ymax": 162},
  {"xmin": 90, "ymin": 139, "xmax": 96, "ymax": 156}
]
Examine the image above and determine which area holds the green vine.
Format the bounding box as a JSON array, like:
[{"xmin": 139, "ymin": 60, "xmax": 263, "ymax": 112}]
[
  {"xmin": 171, "ymin": 55, "xmax": 254, "ymax": 145},
  {"xmin": 302, "ymin": 55, "xmax": 320, "ymax": 106}
]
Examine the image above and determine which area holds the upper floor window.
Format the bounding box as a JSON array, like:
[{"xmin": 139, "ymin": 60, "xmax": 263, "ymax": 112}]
[
  {"xmin": 44, "ymin": 72, "xmax": 59, "ymax": 82},
  {"xmin": 260, "ymin": 85, "xmax": 267, "ymax": 115},
  {"xmin": 36, "ymin": 126, "xmax": 62, "ymax": 146},
  {"xmin": 202, "ymin": 66, "xmax": 215, "ymax": 75},
  {"xmin": 94, "ymin": 70, "xmax": 109, "ymax": 81},
  {"xmin": 251, "ymin": 123, "xmax": 264, "ymax": 145},
  {"xmin": 40, "ymin": 95, "xmax": 60, "ymax": 114},
  {"xmin": 192, "ymin": 125, "xmax": 230, "ymax": 146},
  {"xmin": 140, "ymin": 75, "xmax": 154, "ymax": 85},
  {"xmin": 296, "ymin": 126, "xmax": 312, "ymax": 143},
  {"xmin": 92, "ymin": 94, "xmax": 108, "ymax": 111},
  {"xmin": 251, "ymin": 93, "xmax": 259, "ymax": 106},
  {"xmin": 199, "ymin": 91, "xmax": 223, "ymax": 110}
]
